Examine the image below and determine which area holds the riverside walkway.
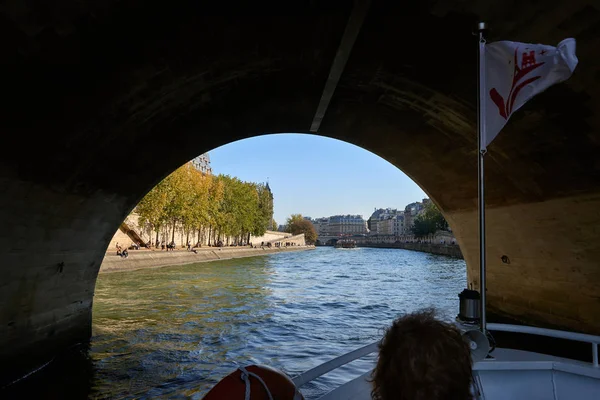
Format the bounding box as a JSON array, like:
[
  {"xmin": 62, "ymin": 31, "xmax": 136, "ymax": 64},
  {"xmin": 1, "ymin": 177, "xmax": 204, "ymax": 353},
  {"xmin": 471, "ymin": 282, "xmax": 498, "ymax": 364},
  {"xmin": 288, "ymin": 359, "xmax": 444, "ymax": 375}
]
[{"xmin": 100, "ymin": 245, "xmax": 315, "ymax": 273}]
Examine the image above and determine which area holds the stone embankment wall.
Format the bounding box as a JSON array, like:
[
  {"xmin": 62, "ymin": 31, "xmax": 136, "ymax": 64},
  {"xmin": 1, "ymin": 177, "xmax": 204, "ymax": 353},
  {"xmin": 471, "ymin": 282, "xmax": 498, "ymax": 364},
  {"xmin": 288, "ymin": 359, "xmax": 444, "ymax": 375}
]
[
  {"xmin": 358, "ymin": 242, "xmax": 463, "ymax": 259},
  {"xmin": 262, "ymin": 233, "xmax": 306, "ymax": 246},
  {"xmin": 109, "ymin": 225, "xmax": 135, "ymax": 251},
  {"xmin": 100, "ymin": 245, "xmax": 314, "ymax": 273},
  {"xmin": 249, "ymin": 230, "xmax": 293, "ymax": 245}
]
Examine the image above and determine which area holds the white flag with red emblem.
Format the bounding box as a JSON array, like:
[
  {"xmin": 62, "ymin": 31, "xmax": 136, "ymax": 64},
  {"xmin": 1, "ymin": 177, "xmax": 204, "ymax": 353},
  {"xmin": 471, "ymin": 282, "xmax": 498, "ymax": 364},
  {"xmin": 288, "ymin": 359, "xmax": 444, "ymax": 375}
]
[{"xmin": 482, "ymin": 38, "xmax": 578, "ymax": 151}]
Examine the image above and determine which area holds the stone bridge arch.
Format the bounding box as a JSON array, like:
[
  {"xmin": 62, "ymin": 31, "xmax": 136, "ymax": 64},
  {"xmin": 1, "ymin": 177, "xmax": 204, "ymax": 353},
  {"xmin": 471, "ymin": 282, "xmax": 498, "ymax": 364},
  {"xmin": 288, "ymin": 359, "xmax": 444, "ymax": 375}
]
[{"xmin": 1, "ymin": 0, "xmax": 599, "ymax": 384}]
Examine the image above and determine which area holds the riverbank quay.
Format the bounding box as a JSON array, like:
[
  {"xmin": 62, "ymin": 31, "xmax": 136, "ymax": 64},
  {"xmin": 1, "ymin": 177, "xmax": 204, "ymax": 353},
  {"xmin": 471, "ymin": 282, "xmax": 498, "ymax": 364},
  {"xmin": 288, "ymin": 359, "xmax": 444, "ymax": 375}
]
[
  {"xmin": 357, "ymin": 242, "xmax": 463, "ymax": 259},
  {"xmin": 100, "ymin": 245, "xmax": 315, "ymax": 273}
]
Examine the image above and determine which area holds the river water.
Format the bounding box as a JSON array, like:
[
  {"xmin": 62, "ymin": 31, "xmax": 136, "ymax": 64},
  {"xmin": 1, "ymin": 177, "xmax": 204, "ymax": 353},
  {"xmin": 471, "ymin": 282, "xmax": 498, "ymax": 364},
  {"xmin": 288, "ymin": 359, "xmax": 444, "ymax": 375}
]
[{"xmin": 9, "ymin": 247, "xmax": 468, "ymax": 399}]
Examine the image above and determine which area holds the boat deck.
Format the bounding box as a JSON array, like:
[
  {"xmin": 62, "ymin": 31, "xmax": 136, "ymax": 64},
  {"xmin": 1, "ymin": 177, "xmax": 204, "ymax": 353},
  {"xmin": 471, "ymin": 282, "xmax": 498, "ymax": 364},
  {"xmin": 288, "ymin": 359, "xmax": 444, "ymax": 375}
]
[{"xmin": 316, "ymin": 348, "xmax": 600, "ymax": 400}]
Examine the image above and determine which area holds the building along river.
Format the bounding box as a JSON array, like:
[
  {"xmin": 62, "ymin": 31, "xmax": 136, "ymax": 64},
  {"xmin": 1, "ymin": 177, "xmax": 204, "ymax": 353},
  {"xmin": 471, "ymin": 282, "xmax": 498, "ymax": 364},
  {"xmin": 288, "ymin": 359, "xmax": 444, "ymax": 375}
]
[{"xmin": 5, "ymin": 247, "xmax": 467, "ymax": 399}]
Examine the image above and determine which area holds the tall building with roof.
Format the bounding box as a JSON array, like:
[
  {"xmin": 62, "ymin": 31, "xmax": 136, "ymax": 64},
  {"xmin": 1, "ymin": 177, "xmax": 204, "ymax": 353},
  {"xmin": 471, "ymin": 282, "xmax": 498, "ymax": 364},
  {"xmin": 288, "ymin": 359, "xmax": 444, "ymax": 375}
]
[
  {"xmin": 368, "ymin": 208, "xmax": 404, "ymax": 235},
  {"xmin": 367, "ymin": 208, "xmax": 385, "ymax": 231},
  {"xmin": 377, "ymin": 215, "xmax": 405, "ymax": 236},
  {"xmin": 403, "ymin": 200, "xmax": 427, "ymax": 234},
  {"xmin": 307, "ymin": 217, "xmax": 330, "ymax": 237},
  {"xmin": 328, "ymin": 214, "xmax": 367, "ymax": 236},
  {"xmin": 191, "ymin": 153, "xmax": 212, "ymax": 175}
]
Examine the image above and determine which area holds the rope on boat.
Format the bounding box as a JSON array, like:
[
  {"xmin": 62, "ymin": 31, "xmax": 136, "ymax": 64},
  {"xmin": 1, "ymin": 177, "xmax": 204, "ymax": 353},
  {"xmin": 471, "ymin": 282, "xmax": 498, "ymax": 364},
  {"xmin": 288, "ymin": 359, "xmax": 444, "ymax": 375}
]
[{"xmin": 238, "ymin": 366, "xmax": 274, "ymax": 400}]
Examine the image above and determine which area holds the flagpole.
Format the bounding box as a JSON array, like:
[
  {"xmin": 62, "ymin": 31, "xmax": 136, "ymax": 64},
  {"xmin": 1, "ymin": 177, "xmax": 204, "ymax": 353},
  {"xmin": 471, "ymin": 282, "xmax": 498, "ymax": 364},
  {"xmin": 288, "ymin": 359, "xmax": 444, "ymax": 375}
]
[{"xmin": 477, "ymin": 21, "xmax": 488, "ymax": 335}]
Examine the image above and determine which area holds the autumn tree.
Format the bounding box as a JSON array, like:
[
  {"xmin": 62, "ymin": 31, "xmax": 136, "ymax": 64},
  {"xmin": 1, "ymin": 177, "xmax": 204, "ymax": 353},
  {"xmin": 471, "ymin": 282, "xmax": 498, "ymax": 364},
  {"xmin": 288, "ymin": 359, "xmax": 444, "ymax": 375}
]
[
  {"xmin": 285, "ymin": 214, "xmax": 317, "ymax": 244},
  {"xmin": 161, "ymin": 164, "xmax": 195, "ymax": 244},
  {"xmin": 207, "ymin": 175, "xmax": 224, "ymax": 245},
  {"xmin": 134, "ymin": 162, "xmax": 275, "ymax": 247},
  {"xmin": 136, "ymin": 179, "xmax": 169, "ymax": 246},
  {"xmin": 284, "ymin": 214, "xmax": 303, "ymax": 232},
  {"xmin": 186, "ymin": 170, "xmax": 212, "ymax": 246}
]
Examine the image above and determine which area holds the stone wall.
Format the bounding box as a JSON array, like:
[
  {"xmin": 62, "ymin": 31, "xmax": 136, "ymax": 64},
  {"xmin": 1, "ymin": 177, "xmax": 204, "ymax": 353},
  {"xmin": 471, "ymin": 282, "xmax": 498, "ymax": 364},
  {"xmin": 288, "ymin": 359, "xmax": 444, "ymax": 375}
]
[
  {"xmin": 2, "ymin": 0, "xmax": 600, "ymax": 385},
  {"xmin": 358, "ymin": 230, "xmax": 457, "ymax": 245},
  {"xmin": 249, "ymin": 230, "xmax": 292, "ymax": 245},
  {"xmin": 0, "ymin": 182, "xmax": 127, "ymax": 386},
  {"xmin": 358, "ymin": 242, "xmax": 463, "ymax": 259},
  {"xmin": 447, "ymin": 193, "xmax": 600, "ymax": 335},
  {"xmin": 264, "ymin": 233, "xmax": 306, "ymax": 247},
  {"xmin": 108, "ymin": 225, "xmax": 137, "ymax": 253},
  {"xmin": 100, "ymin": 245, "xmax": 314, "ymax": 273}
]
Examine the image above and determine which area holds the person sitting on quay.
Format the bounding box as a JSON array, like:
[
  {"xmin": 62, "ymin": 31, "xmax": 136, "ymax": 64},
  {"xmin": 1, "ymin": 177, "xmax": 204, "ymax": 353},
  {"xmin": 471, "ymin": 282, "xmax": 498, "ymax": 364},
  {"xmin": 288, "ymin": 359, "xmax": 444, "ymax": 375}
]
[{"xmin": 370, "ymin": 309, "xmax": 473, "ymax": 400}]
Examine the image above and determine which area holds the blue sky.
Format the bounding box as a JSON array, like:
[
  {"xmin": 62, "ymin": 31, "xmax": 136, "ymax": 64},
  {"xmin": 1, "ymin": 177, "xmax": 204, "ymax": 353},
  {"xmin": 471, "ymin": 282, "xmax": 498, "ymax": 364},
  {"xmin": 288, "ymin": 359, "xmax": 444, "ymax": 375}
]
[{"xmin": 209, "ymin": 134, "xmax": 427, "ymax": 225}]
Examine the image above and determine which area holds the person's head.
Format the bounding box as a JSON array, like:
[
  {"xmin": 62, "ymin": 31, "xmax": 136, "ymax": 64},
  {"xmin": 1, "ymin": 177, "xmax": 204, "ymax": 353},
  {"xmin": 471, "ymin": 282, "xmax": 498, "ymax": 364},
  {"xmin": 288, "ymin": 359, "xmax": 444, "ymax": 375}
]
[{"xmin": 370, "ymin": 309, "xmax": 473, "ymax": 400}]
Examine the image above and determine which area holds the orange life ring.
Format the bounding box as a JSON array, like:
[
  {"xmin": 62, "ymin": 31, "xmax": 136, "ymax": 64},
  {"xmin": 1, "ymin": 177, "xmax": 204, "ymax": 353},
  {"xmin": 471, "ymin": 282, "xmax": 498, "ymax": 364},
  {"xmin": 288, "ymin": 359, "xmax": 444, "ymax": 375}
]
[{"xmin": 202, "ymin": 364, "xmax": 304, "ymax": 400}]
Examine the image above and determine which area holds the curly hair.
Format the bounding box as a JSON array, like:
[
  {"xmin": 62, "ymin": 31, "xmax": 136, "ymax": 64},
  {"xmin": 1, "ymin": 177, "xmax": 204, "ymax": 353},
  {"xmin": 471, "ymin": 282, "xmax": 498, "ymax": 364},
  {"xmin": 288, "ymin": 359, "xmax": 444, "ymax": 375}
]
[{"xmin": 370, "ymin": 309, "xmax": 473, "ymax": 400}]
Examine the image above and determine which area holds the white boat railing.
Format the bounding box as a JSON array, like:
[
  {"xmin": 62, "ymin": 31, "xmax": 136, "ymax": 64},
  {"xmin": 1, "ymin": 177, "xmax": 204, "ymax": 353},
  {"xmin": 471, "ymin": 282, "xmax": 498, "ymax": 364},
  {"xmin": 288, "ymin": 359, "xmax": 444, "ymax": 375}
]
[
  {"xmin": 292, "ymin": 341, "xmax": 379, "ymax": 388},
  {"xmin": 486, "ymin": 323, "xmax": 600, "ymax": 368},
  {"xmin": 292, "ymin": 323, "xmax": 600, "ymax": 388}
]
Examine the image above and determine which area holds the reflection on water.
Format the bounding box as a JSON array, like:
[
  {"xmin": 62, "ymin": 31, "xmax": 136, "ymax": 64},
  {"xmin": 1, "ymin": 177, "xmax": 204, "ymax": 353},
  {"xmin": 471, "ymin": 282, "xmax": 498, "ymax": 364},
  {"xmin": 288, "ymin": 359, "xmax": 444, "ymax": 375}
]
[
  {"xmin": 5, "ymin": 247, "xmax": 467, "ymax": 399},
  {"xmin": 92, "ymin": 257, "xmax": 279, "ymax": 399}
]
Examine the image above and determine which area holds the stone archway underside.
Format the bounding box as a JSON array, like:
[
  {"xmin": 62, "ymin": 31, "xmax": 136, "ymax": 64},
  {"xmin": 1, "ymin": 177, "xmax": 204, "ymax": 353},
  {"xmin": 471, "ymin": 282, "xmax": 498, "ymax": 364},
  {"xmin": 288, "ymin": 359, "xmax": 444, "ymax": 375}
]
[{"xmin": 1, "ymin": 0, "xmax": 599, "ymax": 383}]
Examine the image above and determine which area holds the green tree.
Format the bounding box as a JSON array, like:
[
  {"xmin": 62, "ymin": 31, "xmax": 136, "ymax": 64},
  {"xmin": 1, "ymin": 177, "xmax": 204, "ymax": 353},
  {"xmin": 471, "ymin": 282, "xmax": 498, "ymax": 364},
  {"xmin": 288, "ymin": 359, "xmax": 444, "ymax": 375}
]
[
  {"xmin": 271, "ymin": 218, "xmax": 277, "ymax": 231},
  {"xmin": 411, "ymin": 202, "xmax": 449, "ymax": 237},
  {"xmin": 216, "ymin": 175, "xmax": 236, "ymax": 243},
  {"xmin": 213, "ymin": 175, "xmax": 262, "ymax": 245},
  {"xmin": 236, "ymin": 180, "xmax": 261, "ymax": 243},
  {"xmin": 256, "ymin": 184, "xmax": 274, "ymax": 232},
  {"xmin": 285, "ymin": 214, "xmax": 317, "ymax": 244}
]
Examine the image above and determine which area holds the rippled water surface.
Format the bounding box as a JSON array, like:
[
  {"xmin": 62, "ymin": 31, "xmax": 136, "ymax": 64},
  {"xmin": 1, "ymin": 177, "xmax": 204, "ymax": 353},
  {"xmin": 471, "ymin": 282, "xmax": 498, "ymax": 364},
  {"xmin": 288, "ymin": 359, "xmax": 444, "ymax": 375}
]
[
  {"xmin": 8, "ymin": 247, "xmax": 467, "ymax": 399},
  {"xmin": 90, "ymin": 247, "xmax": 466, "ymax": 399}
]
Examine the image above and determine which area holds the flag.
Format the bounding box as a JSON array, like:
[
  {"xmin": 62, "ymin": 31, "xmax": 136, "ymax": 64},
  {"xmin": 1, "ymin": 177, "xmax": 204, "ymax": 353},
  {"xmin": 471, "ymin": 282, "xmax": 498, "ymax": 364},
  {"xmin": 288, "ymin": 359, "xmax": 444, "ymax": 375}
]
[{"xmin": 482, "ymin": 38, "xmax": 578, "ymax": 151}]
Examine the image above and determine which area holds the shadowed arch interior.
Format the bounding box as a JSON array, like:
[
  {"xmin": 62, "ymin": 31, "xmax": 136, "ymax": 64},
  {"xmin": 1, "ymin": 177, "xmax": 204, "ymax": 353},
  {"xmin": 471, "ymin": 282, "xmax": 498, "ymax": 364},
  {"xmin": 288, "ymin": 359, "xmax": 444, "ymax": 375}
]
[{"xmin": 1, "ymin": 0, "xmax": 599, "ymax": 385}]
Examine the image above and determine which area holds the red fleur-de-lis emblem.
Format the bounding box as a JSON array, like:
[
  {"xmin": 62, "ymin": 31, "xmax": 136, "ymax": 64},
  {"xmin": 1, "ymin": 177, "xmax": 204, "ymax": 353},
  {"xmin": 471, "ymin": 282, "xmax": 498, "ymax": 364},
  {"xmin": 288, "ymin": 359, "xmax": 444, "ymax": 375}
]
[{"xmin": 489, "ymin": 48, "xmax": 545, "ymax": 119}]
